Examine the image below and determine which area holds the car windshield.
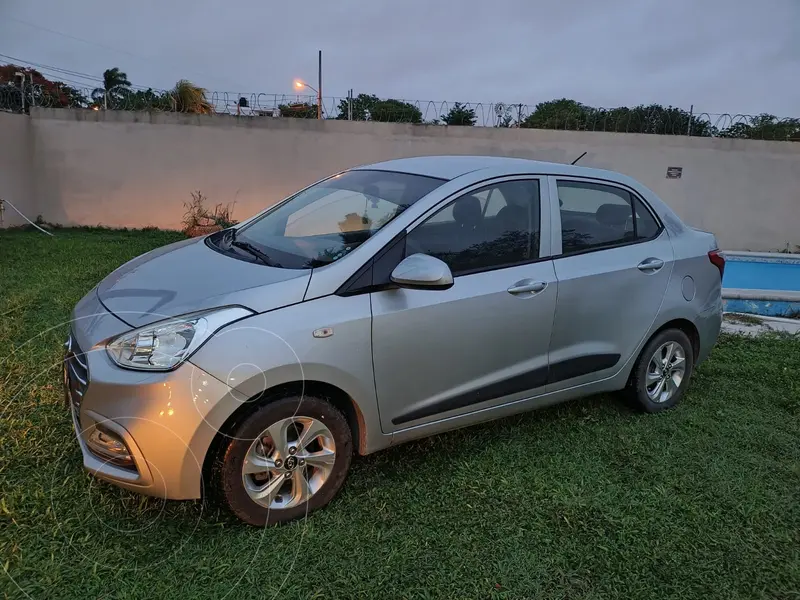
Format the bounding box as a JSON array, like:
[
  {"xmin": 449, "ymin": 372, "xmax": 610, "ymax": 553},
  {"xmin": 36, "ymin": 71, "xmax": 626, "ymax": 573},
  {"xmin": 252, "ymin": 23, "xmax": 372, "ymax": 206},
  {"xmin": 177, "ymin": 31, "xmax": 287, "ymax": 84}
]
[{"xmin": 223, "ymin": 170, "xmax": 445, "ymax": 269}]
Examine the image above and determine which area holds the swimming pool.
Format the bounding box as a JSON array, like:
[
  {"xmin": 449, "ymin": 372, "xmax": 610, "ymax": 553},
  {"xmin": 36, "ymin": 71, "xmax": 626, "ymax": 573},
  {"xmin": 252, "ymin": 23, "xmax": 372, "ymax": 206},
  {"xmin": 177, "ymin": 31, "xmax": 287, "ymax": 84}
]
[{"xmin": 722, "ymin": 251, "xmax": 800, "ymax": 317}]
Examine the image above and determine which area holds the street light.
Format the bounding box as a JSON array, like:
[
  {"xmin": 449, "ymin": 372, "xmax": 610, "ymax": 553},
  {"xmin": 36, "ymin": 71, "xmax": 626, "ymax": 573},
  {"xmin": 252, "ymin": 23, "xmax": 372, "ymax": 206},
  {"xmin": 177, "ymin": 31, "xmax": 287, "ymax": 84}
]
[
  {"xmin": 294, "ymin": 80, "xmax": 321, "ymax": 120},
  {"xmin": 293, "ymin": 50, "xmax": 323, "ymax": 119},
  {"xmin": 294, "ymin": 79, "xmax": 316, "ymax": 93}
]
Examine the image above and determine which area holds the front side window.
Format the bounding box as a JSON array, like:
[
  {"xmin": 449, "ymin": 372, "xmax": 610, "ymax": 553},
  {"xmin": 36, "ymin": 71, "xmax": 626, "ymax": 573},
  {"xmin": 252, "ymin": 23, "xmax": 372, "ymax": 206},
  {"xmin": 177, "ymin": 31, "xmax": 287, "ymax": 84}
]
[
  {"xmin": 219, "ymin": 170, "xmax": 444, "ymax": 269},
  {"xmin": 405, "ymin": 180, "xmax": 541, "ymax": 275},
  {"xmin": 557, "ymin": 180, "xmax": 660, "ymax": 255}
]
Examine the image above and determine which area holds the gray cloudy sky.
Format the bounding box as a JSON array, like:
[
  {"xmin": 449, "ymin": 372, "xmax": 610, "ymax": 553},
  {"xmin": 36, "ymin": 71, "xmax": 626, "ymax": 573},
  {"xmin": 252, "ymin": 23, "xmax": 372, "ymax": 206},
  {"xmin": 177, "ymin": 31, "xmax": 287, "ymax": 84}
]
[{"xmin": 1, "ymin": 0, "xmax": 798, "ymax": 116}]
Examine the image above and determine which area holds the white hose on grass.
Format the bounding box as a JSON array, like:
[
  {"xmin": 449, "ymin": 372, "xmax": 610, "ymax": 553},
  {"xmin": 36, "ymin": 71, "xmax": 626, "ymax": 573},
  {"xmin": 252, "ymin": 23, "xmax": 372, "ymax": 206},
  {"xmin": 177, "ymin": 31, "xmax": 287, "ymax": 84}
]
[{"xmin": 0, "ymin": 198, "xmax": 54, "ymax": 236}]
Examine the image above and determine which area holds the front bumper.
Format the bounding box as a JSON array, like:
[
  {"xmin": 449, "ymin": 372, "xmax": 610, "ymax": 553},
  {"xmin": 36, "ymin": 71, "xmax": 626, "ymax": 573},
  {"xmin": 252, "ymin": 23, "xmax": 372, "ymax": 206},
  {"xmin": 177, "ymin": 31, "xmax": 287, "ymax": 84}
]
[{"xmin": 65, "ymin": 292, "xmax": 233, "ymax": 500}]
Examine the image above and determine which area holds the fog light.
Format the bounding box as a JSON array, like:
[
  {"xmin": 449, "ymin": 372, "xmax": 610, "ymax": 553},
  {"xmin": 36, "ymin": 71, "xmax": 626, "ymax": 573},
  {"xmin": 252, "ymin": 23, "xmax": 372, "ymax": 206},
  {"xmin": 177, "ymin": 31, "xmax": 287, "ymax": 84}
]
[{"xmin": 86, "ymin": 425, "xmax": 136, "ymax": 469}]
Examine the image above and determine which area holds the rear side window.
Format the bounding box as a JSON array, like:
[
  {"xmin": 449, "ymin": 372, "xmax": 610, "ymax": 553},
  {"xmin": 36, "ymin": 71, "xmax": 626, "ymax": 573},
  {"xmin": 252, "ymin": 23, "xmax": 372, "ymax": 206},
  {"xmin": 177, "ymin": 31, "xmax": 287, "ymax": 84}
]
[
  {"xmin": 406, "ymin": 180, "xmax": 540, "ymax": 275},
  {"xmin": 557, "ymin": 180, "xmax": 659, "ymax": 255}
]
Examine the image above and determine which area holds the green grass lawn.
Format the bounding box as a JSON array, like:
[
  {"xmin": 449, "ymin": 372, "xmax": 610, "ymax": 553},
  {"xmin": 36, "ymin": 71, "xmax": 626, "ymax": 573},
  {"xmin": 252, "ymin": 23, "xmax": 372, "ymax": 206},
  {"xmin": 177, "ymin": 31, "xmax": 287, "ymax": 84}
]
[{"xmin": 1, "ymin": 229, "xmax": 799, "ymax": 600}]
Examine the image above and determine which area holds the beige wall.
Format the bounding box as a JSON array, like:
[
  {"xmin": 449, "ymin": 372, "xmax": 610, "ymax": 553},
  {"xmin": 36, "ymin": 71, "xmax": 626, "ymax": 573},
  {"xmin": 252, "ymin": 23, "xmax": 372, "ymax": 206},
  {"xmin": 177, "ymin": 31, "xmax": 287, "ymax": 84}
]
[
  {"xmin": 0, "ymin": 112, "xmax": 33, "ymax": 227},
  {"xmin": 3, "ymin": 108, "xmax": 800, "ymax": 250}
]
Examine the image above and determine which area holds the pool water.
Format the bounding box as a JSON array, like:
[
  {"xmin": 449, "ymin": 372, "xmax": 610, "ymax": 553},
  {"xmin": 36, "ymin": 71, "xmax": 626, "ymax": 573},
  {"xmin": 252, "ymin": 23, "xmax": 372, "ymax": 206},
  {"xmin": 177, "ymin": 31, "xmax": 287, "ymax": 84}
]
[
  {"xmin": 722, "ymin": 255, "xmax": 800, "ymax": 317},
  {"xmin": 723, "ymin": 260, "xmax": 800, "ymax": 292}
]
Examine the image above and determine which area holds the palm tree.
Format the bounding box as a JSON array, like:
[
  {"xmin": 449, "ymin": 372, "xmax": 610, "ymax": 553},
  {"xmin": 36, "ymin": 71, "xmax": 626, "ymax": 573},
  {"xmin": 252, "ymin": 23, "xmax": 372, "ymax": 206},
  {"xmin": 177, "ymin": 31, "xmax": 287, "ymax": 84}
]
[
  {"xmin": 170, "ymin": 79, "xmax": 213, "ymax": 114},
  {"xmin": 91, "ymin": 67, "xmax": 132, "ymax": 108}
]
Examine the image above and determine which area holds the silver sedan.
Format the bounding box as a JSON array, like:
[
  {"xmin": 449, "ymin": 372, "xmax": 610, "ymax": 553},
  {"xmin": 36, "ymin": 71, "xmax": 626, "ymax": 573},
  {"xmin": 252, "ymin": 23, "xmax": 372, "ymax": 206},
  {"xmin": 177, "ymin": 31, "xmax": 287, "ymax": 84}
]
[{"xmin": 65, "ymin": 156, "xmax": 723, "ymax": 525}]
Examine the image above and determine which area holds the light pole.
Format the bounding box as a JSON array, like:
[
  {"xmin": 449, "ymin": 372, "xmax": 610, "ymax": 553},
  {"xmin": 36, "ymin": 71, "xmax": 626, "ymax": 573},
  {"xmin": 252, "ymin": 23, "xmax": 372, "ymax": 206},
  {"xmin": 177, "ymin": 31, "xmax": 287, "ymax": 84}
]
[{"xmin": 294, "ymin": 50, "xmax": 323, "ymax": 119}]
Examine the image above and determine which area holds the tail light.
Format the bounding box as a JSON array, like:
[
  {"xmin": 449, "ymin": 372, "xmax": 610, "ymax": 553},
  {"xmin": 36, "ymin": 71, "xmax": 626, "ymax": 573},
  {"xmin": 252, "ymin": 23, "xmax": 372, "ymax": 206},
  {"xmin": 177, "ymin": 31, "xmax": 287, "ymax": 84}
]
[{"xmin": 708, "ymin": 250, "xmax": 725, "ymax": 279}]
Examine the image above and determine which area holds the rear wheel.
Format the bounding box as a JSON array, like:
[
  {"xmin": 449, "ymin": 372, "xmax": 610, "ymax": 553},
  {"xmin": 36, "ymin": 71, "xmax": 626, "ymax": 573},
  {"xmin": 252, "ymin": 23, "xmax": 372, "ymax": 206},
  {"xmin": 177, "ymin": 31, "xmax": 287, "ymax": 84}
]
[
  {"xmin": 627, "ymin": 329, "xmax": 694, "ymax": 413},
  {"xmin": 213, "ymin": 395, "xmax": 353, "ymax": 526}
]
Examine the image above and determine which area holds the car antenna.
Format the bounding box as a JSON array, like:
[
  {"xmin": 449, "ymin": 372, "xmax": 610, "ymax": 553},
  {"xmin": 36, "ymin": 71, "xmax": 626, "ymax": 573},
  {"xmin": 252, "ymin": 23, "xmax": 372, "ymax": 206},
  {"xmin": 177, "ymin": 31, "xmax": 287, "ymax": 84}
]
[{"xmin": 570, "ymin": 152, "xmax": 587, "ymax": 165}]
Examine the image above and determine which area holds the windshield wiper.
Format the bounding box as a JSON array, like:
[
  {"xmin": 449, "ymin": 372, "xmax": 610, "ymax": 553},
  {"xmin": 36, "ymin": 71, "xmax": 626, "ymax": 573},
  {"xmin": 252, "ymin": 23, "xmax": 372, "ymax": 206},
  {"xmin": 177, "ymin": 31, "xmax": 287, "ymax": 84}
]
[{"xmin": 231, "ymin": 240, "xmax": 275, "ymax": 266}]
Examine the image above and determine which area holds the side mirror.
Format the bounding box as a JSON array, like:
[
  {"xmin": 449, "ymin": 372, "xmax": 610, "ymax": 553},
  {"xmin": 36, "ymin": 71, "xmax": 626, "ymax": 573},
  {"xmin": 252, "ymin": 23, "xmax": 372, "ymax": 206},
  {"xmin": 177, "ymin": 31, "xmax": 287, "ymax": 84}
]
[{"xmin": 390, "ymin": 254, "xmax": 454, "ymax": 290}]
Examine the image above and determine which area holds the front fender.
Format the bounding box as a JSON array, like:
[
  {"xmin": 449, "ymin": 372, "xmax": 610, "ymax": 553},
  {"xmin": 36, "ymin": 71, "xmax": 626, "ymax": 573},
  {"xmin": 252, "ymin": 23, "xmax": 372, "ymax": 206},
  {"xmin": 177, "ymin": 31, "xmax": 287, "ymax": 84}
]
[{"xmin": 188, "ymin": 294, "xmax": 388, "ymax": 454}]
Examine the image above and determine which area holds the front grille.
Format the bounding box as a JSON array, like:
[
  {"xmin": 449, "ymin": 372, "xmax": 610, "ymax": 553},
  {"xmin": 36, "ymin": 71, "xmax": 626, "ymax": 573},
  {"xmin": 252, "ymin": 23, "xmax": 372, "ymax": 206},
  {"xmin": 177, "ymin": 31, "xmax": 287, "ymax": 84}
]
[{"xmin": 64, "ymin": 332, "xmax": 89, "ymax": 412}]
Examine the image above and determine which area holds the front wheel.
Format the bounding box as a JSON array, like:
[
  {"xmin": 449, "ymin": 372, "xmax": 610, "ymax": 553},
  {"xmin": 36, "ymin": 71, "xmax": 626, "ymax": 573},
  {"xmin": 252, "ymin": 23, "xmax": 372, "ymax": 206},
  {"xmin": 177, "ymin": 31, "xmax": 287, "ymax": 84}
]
[
  {"xmin": 213, "ymin": 395, "xmax": 353, "ymax": 526},
  {"xmin": 626, "ymin": 329, "xmax": 694, "ymax": 413}
]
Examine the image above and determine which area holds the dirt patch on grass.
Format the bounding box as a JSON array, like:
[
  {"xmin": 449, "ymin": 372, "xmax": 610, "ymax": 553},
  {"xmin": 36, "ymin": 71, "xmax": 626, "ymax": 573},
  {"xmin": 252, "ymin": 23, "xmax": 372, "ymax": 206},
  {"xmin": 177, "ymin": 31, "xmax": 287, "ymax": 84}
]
[{"xmin": 723, "ymin": 313, "xmax": 765, "ymax": 326}]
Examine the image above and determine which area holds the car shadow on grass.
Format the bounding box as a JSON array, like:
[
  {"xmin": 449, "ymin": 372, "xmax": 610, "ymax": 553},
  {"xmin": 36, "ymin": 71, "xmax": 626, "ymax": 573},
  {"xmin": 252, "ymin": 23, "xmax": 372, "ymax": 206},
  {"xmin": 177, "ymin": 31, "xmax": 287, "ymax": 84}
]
[
  {"xmin": 347, "ymin": 392, "xmax": 634, "ymax": 484},
  {"xmin": 80, "ymin": 392, "xmax": 640, "ymax": 531}
]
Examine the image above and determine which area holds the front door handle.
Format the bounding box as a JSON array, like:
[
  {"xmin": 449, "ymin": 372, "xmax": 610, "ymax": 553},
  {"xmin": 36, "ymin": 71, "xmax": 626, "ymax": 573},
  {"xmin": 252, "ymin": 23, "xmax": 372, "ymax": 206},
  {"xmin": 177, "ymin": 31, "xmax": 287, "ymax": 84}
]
[
  {"xmin": 507, "ymin": 279, "xmax": 547, "ymax": 296},
  {"xmin": 637, "ymin": 258, "xmax": 664, "ymax": 273}
]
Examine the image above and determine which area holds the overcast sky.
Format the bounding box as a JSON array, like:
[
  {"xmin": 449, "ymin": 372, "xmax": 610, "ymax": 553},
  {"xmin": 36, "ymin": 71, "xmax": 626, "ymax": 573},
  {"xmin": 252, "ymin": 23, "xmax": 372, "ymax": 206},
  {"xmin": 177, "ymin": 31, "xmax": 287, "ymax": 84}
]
[{"xmin": 1, "ymin": 0, "xmax": 798, "ymax": 117}]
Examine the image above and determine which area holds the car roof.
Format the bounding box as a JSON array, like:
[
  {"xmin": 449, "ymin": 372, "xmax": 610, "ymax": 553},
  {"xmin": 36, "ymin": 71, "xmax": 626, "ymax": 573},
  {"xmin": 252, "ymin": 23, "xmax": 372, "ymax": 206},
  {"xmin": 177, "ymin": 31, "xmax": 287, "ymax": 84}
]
[{"xmin": 355, "ymin": 155, "xmax": 625, "ymax": 183}]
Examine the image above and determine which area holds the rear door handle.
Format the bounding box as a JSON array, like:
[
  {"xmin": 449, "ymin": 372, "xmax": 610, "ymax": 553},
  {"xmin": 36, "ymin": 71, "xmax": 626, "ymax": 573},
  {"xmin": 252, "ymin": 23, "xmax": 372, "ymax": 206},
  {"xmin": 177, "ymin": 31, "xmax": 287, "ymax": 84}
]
[
  {"xmin": 507, "ymin": 279, "xmax": 547, "ymax": 296},
  {"xmin": 637, "ymin": 258, "xmax": 665, "ymax": 273}
]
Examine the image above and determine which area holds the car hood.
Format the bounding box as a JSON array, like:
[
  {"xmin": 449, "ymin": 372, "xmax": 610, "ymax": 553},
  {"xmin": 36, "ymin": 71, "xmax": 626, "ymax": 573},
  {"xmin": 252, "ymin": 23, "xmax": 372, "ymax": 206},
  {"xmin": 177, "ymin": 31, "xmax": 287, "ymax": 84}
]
[{"xmin": 96, "ymin": 236, "xmax": 311, "ymax": 328}]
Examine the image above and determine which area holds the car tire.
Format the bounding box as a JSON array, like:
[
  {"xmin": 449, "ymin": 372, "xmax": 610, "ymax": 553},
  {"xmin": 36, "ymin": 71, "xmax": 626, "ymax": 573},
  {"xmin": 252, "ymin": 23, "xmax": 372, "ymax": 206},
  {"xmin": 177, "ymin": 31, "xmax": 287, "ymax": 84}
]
[
  {"xmin": 213, "ymin": 394, "xmax": 353, "ymax": 526},
  {"xmin": 626, "ymin": 328, "xmax": 694, "ymax": 413}
]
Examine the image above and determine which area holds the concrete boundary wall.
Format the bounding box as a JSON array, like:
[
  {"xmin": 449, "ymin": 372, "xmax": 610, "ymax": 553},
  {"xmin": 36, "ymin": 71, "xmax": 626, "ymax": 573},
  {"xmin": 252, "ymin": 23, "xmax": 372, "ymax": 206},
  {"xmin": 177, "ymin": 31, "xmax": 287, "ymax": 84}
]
[{"xmin": 1, "ymin": 108, "xmax": 799, "ymax": 250}]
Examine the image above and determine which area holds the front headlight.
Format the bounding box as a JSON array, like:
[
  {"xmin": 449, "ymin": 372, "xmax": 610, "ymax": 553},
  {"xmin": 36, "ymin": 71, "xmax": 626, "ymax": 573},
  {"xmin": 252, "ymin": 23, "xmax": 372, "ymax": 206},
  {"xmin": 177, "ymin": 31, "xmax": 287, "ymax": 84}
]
[{"xmin": 106, "ymin": 306, "xmax": 253, "ymax": 370}]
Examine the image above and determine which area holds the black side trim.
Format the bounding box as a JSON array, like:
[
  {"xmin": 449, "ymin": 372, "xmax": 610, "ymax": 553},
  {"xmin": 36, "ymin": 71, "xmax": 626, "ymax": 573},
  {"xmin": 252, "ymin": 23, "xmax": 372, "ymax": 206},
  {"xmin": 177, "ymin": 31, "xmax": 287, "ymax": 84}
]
[
  {"xmin": 336, "ymin": 232, "xmax": 407, "ymax": 297},
  {"xmin": 547, "ymin": 353, "xmax": 620, "ymax": 385},
  {"xmin": 372, "ymin": 233, "xmax": 407, "ymax": 286},
  {"xmin": 392, "ymin": 366, "xmax": 548, "ymax": 425},
  {"xmin": 391, "ymin": 353, "xmax": 621, "ymax": 426},
  {"xmin": 336, "ymin": 260, "xmax": 373, "ymax": 297}
]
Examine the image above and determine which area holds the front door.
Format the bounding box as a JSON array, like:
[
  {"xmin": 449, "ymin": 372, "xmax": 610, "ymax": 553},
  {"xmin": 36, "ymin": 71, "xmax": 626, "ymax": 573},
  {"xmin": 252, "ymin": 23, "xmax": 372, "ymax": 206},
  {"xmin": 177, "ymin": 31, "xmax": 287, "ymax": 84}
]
[
  {"xmin": 370, "ymin": 178, "xmax": 558, "ymax": 431},
  {"xmin": 546, "ymin": 177, "xmax": 674, "ymax": 391}
]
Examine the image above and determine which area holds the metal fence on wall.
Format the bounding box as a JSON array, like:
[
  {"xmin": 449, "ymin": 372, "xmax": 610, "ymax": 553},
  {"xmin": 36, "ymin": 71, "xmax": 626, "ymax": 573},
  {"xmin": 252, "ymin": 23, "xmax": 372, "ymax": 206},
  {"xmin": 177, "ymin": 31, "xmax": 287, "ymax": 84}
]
[{"xmin": 1, "ymin": 83, "xmax": 798, "ymax": 141}]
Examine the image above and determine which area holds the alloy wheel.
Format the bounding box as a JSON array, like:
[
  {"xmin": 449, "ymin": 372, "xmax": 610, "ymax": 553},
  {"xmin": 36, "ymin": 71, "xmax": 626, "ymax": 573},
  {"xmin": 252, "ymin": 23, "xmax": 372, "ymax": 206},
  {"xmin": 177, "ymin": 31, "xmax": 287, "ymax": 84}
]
[
  {"xmin": 645, "ymin": 341, "xmax": 687, "ymax": 403},
  {"xmin": 241, "ymin": 416, "xmax": 336, "ymax": 510}
]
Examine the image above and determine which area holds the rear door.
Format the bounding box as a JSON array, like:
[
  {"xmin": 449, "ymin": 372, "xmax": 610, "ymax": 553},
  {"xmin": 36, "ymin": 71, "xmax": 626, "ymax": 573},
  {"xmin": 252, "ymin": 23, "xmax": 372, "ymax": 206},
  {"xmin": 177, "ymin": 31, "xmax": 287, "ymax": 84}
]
[
  {"xmin": 370, "ymin": 177, "xmax": 557, "ymax": 431},
  {"xmin": 546, "ymin": 176, "xmax": 673, "ymax": 391}
]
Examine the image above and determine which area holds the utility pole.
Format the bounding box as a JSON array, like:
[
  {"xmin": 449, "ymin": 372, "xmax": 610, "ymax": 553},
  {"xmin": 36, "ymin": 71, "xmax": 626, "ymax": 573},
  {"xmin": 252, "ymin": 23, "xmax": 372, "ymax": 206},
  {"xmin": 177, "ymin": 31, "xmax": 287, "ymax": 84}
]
[
  {"xmin": 27, "ymin": 74, "xmax": 36, "ymax": 108},
  {"xmin": 348, "ymin": 89, "xmax": 353, "ymax": 120},
  {"xmin": 317, "ymin": 50, "xmax": 322, "ymax": 120},
  {"xmin": 15, "ymin": 72, "xmax": 25, "ymax": 113},
  {"xmin": 687, "ymin": 104, "xmax": 693, "ymax": 136}
]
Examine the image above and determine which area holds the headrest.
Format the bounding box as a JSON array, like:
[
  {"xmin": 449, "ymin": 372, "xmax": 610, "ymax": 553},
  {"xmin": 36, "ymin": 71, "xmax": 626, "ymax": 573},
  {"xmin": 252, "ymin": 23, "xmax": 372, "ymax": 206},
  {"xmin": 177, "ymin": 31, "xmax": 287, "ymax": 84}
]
[
  {"xmin": 453, "ymin": 195, "xmax": 482, "ymax": 228},
  {"xmin": 596, "ymin": 203, "xmax": 630, "ymax": 226}
]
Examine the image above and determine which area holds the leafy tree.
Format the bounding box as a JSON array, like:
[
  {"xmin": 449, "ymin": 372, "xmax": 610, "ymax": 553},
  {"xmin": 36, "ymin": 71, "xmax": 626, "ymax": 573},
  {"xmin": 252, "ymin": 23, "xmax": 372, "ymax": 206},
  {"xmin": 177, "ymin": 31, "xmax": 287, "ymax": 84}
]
[
  {"xmin": 334, "ymin": 93, "xmax": 422, "ymax": 123},
  {"xmin": 594, "ymin": 104, "xmax": 716, "ymax": 137},
  {"xmin": 718, "ymin": 114, "xmax": 800, "ymax": 141},
  {"xmin": 441, "ymin": 102, "xmax": 477, "ymax": 126},
  {"xmin": 279, "ymin": 102, "xmax": 318, "ymax": 118},
  {"xmin": 521, "ymin": 98, "xmax": 717, "ymax": 137},
  {"xmin": 60, "ymin": 85, "xmax": 89, "ymax": 108},
  {"xmin": 520, "ymin": 98, "xmax": 593, "ymax": 130},
  {"xmin": 335, "ymin": 93, "xmax": 376, "ymax": 121},
  {"xmin": 371, "ymin": 98, "xmax": 422, "ymax": 123},
  {"xmin": 170, "ymin": 79, "xmax": 213, "ymax": 114},
  {"xmin": 91, "ymin": 67, "xmax": 132, "ymax": 107},
  {"xmin": 125, "ymin": 88, "xmax": 172, "ymax": 111},
  {"xmin": 0, "ymin": 64, "xmax": 88, "ymax": 110},
  {"xmin": 102, "ymin": 67, "xmax": 131, "ymax": 90}
]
